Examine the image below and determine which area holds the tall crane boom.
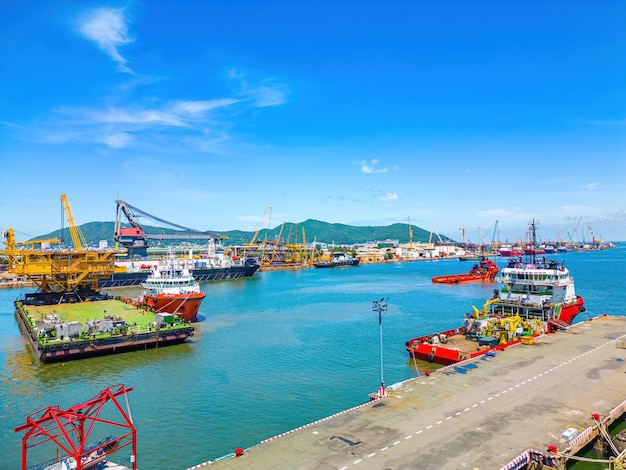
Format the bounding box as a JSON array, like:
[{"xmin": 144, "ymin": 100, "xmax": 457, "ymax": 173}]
[
  {"xmin": 61, "ymin": 193, "xmax": 87, "ymax": 250},
  {"xmin": 114, "ymin": 199, "xmax": 225, "ymax": 258},
  {"xmin": 247, "ymin": 206, "xmax": 272, "ymax": 246}
]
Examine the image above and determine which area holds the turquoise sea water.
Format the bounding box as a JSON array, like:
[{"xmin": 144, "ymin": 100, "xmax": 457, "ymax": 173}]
[{"xmin": 1, "ymin": 246, "xmax": 625, "ymax": 469}]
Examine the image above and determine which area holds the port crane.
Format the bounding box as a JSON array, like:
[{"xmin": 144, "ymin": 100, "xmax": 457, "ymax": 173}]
[
  {"xmin": 15, "ymin": 384, "xmax": 137, "ymax": 470},
  {"xmin": 61, "ymin": 193, "xmax": 88, "ymax": 249},
  {"xmin": 114, "ymin": 199, "xmax": 226, "ymax": 258},
  {"xmin": 245, "ymin": 206, "xmax": 272, "ymax": 246},
  {"xmin": 1, "ymin": 195, "xmax": 122, "ymax": 295}
]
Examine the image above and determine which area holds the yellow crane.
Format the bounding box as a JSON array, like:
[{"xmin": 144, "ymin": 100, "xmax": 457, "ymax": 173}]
[
  {"xmin": 1, "ymin": 194, "xmax": 123, "ymax": 293},
  {"xmin": 265, "ymin": 221, "xmax": 285, "ymax": 265},
  {"xmin": 459, "ymin": 225, "xmax": 466, "ymax": 245},
  {"xmin": 587, "ymin": 224, "xmax": 601, "ymax": 245},
  {"xmin": 61, "ymin": 193, "xmax": 88, "ymax": 249},
  {"xmin": 246, "ymin": 206, "xmax": 272, "ymax": 246}
]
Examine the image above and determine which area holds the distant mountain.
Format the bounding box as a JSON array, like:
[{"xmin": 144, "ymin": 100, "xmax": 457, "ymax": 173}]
[{"xmin": 33, "ymin": 220, "xmax": 453, "ymax": 247}]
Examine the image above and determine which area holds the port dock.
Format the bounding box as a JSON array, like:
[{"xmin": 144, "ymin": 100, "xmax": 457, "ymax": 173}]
[{"xmin": 194, "ymin": 315, "xmax": 626, "ymax": 469}]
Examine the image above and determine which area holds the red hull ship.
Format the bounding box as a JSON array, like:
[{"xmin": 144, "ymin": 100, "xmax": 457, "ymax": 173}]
[
  {"xmin": 139, "ymin": 249, "xmax": 205, "ymax": 322},
  {"xmin": 407, "ymin": 221, "xmax": 585, "ymax": 365},
  {"xmin": 431, "ymin": 258, "xmax": 499, "ymax": 284},
  {"xmin": 142, "ymin": 292, "xmax": 205, "ymax": 322}
]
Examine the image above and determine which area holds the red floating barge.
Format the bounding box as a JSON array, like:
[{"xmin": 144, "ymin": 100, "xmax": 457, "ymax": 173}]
[{"xmin": 431, "ymin": 258, "xmax": 499, "ymax": 283}]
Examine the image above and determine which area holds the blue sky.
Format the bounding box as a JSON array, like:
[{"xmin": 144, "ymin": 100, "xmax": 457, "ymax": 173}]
[{"xmin": 1, "ymin": 1, "xmax": 625, "ymax": 244}]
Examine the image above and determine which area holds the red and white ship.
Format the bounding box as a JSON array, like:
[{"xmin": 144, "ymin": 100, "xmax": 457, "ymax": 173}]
[
  {"xmin": 406, "ymin": 220, "xmax": 585, "ymax": 365},
  {"xmin": 139, "ymin": 248, "xmax": 205, "ymax": 322}
]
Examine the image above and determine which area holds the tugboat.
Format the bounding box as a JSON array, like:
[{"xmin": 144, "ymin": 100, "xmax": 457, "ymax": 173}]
[
  {"xmin": 139, "ymin": 248, "xmax": 206, "ymax": 322},
  {"xmin": 406, "ymin": 220, "xmax": 586, "ymax": 365}
]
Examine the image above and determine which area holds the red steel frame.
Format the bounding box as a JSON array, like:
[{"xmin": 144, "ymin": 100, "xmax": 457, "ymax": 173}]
[{"xmin": 14, "ymin": 384, "xmax": 137, "ymax": 470}]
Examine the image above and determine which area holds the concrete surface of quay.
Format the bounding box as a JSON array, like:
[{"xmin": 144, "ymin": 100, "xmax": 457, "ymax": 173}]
[{"xmin": 199, "ymin": 315, "xmax": 626, "ymax": 470}]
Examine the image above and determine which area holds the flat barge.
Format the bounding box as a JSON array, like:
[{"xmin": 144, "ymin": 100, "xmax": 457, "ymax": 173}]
[{"xmin": 15, "ymin": 291, "xmax": 194, "ymax": 362}]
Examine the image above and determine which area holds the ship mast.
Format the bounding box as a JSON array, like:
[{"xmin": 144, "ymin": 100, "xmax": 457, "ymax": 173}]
[{"xmin": 529, "ymin": 219, "xmax": 537, "ymax": 265}]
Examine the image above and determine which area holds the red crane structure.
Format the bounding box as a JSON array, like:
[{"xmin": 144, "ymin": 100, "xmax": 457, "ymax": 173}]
[{"xmin": 14, "ymin": 384, "xmax": 137, "ymax": 470}]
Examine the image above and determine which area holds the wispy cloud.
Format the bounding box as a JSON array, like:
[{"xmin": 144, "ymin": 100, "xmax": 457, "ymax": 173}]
[
  {"xmin": 81, "ymin": 99, "xmax": 239, "ymax": 127},
  {"xmin": 102, "ymin": 132, "xmax": 132, "ymax": 148},
  {"xmin": 380, "ymin": 192, "xmax": 398, "ymax": 201},
  {"xmin": 34, "ymin": 98, "xmax": 240, "ymax": 149},
  {"xmin": 358, "ymin": 159, "xmax": 388, "ymax": 174},
  {"xmin": 77, "ymin": 7, "xmax": 134, "ymax": 74},
  {"xmin": 228, "ymin": 69, "xmax": 288, "ymax": 107},
  {"xmin": 583, "ymin": 182, "xmax": 598, "ymax": 190}
]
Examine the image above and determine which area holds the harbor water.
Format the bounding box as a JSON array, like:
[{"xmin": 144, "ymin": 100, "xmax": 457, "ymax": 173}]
[{"xmin": 1, "ymin": 246, "xmax": 625, "ymax": 469}]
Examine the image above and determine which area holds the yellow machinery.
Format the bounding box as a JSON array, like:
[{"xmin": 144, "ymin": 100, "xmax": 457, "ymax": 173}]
[
  {"xmin": 1, "ymin": 195, "xmax": 123, "ymax": 293},
  {"xmin": 61, "ymin": 193, "xmax": 87, "ymax": 249},
  {"xmin": 246, "ymin": 206, "xmax": 272, "ymax": 247}
]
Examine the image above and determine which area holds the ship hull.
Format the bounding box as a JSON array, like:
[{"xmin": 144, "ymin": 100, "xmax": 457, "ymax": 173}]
[
  {"xmin": 406, "ymin": 326, "xmax": 525, "ymax": 365},
  {"xmin": 99, "ymin": 262, "xmax": 259, "ymax": 288},
  {"xmin": 406, "ymin": 296, "xmax": 585, "ymax": 366},
  {"xmin": 313, "ymin": 259, "xmax": 360, "ymax": 268},
  {"xmin": 143, "ymin": 292, "xmax": 205, "ymax": 322}
]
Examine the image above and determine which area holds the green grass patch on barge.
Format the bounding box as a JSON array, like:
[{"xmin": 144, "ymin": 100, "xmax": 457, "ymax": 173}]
[
  {"xmin": 23, "ymin": 299, "xmax": 155, "ymax": 328},
  {"xmin": 17, "ymin": 298, "xmax": 190, "ymax": 347}
]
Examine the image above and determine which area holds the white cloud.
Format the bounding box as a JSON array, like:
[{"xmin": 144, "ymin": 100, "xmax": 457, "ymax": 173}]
[
  {"xmin": 78, "ymin": 7, "xmax": 134, "ymax": 74},
  {"xmin": 87, "ymin": 99, "xmax": 239, "ymax": 127},
  {"xmin": 102, "ymin": 132, "xmax": 132, "ymax": 148},
  {"xmin": 380, "ymin": 192, "xmax": 398, "ymax": 201},
  {"xmin": 228, "ymin": 69, "xmax": 288, "ymax": 107},
  {"xmin": 584, "ymin": 182, "xmax": 598, "ymax": 190},
  {"xmin": 358, "ymin": 159, "xmax": 388, "ymax": 174}
]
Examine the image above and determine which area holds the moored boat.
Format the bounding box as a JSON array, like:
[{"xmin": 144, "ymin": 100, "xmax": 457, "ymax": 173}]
[
  {"xmin": 100, "ymin": 255, "xmax": 259, "ymax": 288},
  {"xmin": 432, "ymin": 258, "xmax": 499, "ymax": 283},
  {"xmin": 407, "ymin": 220, "xmax": 586, "ymax": 365},
  {"xmin": 499, "ymin": 243, "xmax": 523, "ymax": 257},
  {"xmin": 138, "ymin": 249, "xmax": 205, "ymax": 322},
  {"xmin": 44, "ymin": 435, "xmax": 120, "ymax": 470},
  {"xmin": 313, "ymin": 252, "xmax": 360, "ymax": 268}
]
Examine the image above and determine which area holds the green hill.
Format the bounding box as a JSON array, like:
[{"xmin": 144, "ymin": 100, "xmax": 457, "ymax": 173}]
[{"xmin": 33, "ymin": 220, "xmax": 453, "ymax": 247}]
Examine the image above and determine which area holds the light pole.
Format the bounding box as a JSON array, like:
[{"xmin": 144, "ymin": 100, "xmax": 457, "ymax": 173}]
[{"xmin": 372, "ymin": 298, "xmax": 388, "ymax": 398}]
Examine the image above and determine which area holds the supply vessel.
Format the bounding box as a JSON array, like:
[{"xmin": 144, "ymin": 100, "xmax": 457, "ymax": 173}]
[
  {"xmin": 406, "ymin": 220, "xmax": 586, "ymax": 365},
  {"xmin": 137, "ymin": 248, "xmax": 206, "ymax": 322},
  {"xmin": 431, "ymin": 258, "xmax": 499, "ymax": 283}
]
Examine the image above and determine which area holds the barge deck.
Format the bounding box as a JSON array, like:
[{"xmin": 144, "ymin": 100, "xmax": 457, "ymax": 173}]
[
  {"xmin": 197, "ymin": 315, "xmax": 626, "ymax": 470},
  {"xmin": 15, "ymin": 295, "xmax": 194, "ymax": 362}
]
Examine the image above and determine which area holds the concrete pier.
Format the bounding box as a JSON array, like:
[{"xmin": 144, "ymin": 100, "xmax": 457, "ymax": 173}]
[{"xmin": 192, "ymin": 315, "xmax": 626, "ymax": 470}]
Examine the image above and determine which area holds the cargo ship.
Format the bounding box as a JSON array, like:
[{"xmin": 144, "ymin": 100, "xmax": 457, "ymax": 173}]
[
  {"xmin": 99, "ymin": 255, "xmax": 259, "ymax": 288},
  {"xmin": 104, "ymin": 199, "xmax": 260, "ymax": 288},
  {"xmin": 137, "ymin": 248, "xmax": 205, "ymax": 322},
  {"xmin": 406, "ymin": 220, "xmax": 585, "ymax": 365}
]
